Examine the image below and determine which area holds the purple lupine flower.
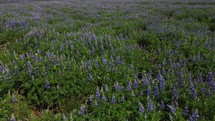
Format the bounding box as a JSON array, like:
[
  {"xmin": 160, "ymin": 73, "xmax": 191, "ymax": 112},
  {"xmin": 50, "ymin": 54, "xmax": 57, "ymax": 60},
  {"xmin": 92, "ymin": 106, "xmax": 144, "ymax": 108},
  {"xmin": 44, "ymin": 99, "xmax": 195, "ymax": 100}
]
[
  {"xmin": 139, "ymin": 102, "xmax": 145, "ymax": 113},
  {"xmin": 146, "ymin": 87, "xmax": 152, "ymax": 96},
  {"xmin": 114, "ymin": 81, "xmax": 121, "ymax": 91},
  {"xmin": 102, "ymin": 57, "xmax": 107, "ymax": 64},
  {"xmin": 140, "ymin": 91, "xmax": 144, "ymax": 96},
  {"xmin": 160, "ymin": 100, "xmax": 165, "ymax": 110},
  {"xmin": 102, "ymin": 94, "xmax": 107, "ymax": 102},
  {"xmin": 6, "ymin": 72, "xmax": 11, "ymax": 81},
  {"xmin": 0, "ymin": 66, "xmax": 3, "ymax": 72},
  {"xmin": 197, "ymin": 74, "xmax": 203, "ymax": 83},
  {"xmin": 206, "ymin": 89, "xmax": 211, "ymax": 97},
  {"xmin": 133, "ymin": 79, "xmax": 139, "ymax": 88},
  {"xmin": 116, "ymin": 56, "xmax": 121, "ymax": 64},
  {"xmin": 172, "ymin": 85, "xmax": 178, "ymax": 100},
  {"xmin": 190, "ymin": 109, "xmax": 199, "ymax": 121},
  {"xmin": 147, "ymin": 100, "xmax": 154, "ymax": 112},
  {"xmin": 167, "ymin": 104, "xmax": 176, "ymax": 113},
  {"xmin": 110, "ymin": 55, "xmax": 114, "ymax": 62},
  {"xmin": 12, "ymin": 93, "xmax": 18, "ymax": 103},
  {"xmin": 60, "ymin": 44, "xmax": 64, "ymax": 52},
  {"xmin": 87, "ymin": 60, "xmax": 92, "ymax": 68},
  {"xmin": 157, "ymin": 72, "xmax": 165, "ymax": 92},
  {"xmin": 0, "ymin": 74, "xmax": 2, "ymax": 82},
  {"xmin": 78, "ymin": 106, "xmax": 85, "ymax": 115},
  {"xmin": 206, "ymin": 72, "xmax": 213, "ymax": 82},
  {"xmin": 114, "ymin": 68, "xmax": 118, "ymax": 73},
  {"xmin": 10, "ymin": 113, "xmax": 16, "ymax": 121},
  {"xmin": 162, "ymin": 67, "xmax": 166, "ymax": 74},
  {"xmin": 111, "ymin": 94, "xmax": 116, "ymax": 104},
  {"xmin": 127, "ymin": 82, "xmax": 132, "ymax": 91},
  {"xmin": 95, "ymin": 61, "xmax": 99, "ymax": 68},
  {"xmin": 13, "ymin": 66, "xmax": 19, "ymax": 75},
  {"xmin": 142, "ymin": 75, "xmax": 150, "ymax": 86},
  {"xmin": 27, "ymin": 61, "xmax": 33, "ymax": 74},
  {"xmin": 162, "ymin": 58, "xmax": 166, "ymax": 66},
  {"xmin": 183, "ymin": 106, "xmax": 189, "ymax": 116},
  {"xmin": 187, "ymin": 73, "xmax": 192, "ymax": 83},
  {"xmin": 169, "ymin": 58, "xmax": 172, "ymax": 65},
  {"xmin": 37, "ymin": 49, "xmax": 41, "ymax": 55},
  {"xmin": 154, "ymin": 85, "xmax": 159, "ymax": 98},
  {"xmin": 131, "ymin": 90, "xmax": 135, "ymax": 97},
  {"xmin": 45, "ymin": 80, "xmax": 50, "ymax": 89},
  {"xmin": 121, "ymin": 95, "xmax": 125, "ymax": 102},
  {"xmin": 190, "ymin": 83, "xmax": 197, "ymax": 99},
  {"xmin": 96, "ymin": 86, "xmax": 100, "ymax": 98},
  {"xmin": 104, "ymin": 85, "xmax": 108, "ymax": 92},
  {"xmin": 130, "ymin": 64, "xmax": 134, "ymax": 71},
  {"xmin": 88, "ymin": 74, "xmax": 93, "ymax": 81}
]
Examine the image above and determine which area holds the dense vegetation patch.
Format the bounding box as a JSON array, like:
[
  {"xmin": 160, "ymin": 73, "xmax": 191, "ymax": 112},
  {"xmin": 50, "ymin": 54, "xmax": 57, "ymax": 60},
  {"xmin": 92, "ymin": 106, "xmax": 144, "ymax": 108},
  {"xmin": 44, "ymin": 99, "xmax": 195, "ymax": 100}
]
[{"xmin": 0, "ymin": 0, "xmax": 214, "ymax": 120}]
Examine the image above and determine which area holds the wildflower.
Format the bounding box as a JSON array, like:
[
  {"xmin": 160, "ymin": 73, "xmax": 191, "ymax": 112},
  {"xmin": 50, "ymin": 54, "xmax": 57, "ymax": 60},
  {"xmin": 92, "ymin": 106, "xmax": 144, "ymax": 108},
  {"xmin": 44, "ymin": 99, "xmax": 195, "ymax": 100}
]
[
  {"xmin": 157, "ymin": 72, "xmax": 165, "ymax": 92},
  {"xmin": 160, "ymin": 100, "xmax": 165, "ymax": 110},
  {"xmin": 88, "ymin": 74, "xmax": 93, "ymax": 81},
  {"xmin": 138, "ymin": 102, "xmax": 144, "ymax": 113},
  {"xmin": 96, "ymin": 86, "xmax": 100, "ymax": 98},
  {"xmin": 111, "ymin": 94, "xmax": 116, "ymax": 104},
  {"xmin": 190, "ymin": 109, "xmax": 199, "ymax": 121},
  {"xmin": 172, "ymin": 85, "xmax": 178, "ymax": 100},
  {"xmin": 206, "ymin": 72, "xmax": 213, "ymax": 82},
  {"xmin": 167, "ymin": 104, "xmax": 176, "ymax": 113},
  {"xmin": 140, "ymin": 91, "xmax": 144, "ymax": 96},
  {"xmin": 104, "ymin": 85, "xmax": 108, "ymax": 92},
  {"xmin": 147, "ymin": 100, "xmax": 154, "ymax": 112},
  {"xmin": 190, "ymin": 83, "xmax": 197, "ymax": 99},
  {"xmin": 102, "ymin": 57, "xmax": 107, "ymax": 64},
  {"xmin": 162, "ymin": 67, "xmax": 166, "ymax": 74},
  {"xmin": 162, "ymin": 58, "xmax": 166, "ymax": 66},
  {"xmin": 146, "ymin": 87, "xmax": 151, "ymax": 96},
  {"xmin": 127, "ymin": 82, "xmax": 132, "ymax": 91},
  {"xmin": 27, "ymin": 61, "xmax": 32, "ymax": 74},
  {"xmin": 114, "ymin": 81, "xmax": 121, "ymax": 91},
  {"xmin": 116, "ymin": 56, "xmax": 121, "ymax": 64},
  {"xmin": 133, "ymin": 79, "xmax": 139, "ymax": 88},
  {"xmin": 142, "ymin": 75, "xmax": 150, "ymax": 86},
  {"xmin": 131, "ymin": 90, "xmax": 135, "ymax": 97},
  {"xmin": 114, "ymin": 68, "xmax": 118, "ymax": 73},
  {"xmin": 0, "ymin": 74, "xmax": 2, "ymax": 82},
  {"xmin": 12, "ymin": 93, "xmax": 18, "ymax": 103},
  {"xmin": 169, "ymin": 58, "xmax": 172, "ymax": 65},
  {"xmin": 95, "ymin": 61, "xmax": 99, "ymax": 68},
  {"xmin": 183, "ymin": 106, "xmax": 189, "ymax": 116},
  {"xmin": 154, "ymin": 85, "xmax": 159, "ymax": 98},
  {"xmin": 121, "ymin": 95, "xmax": 125, "ymax": 102},
  {"xmin": 10, "ymin": 113, "xmax": 16, "ymax": 121},
  {"xmin": 102, "ymin": 94, "xmax": 106, "ymax": 102},
  {"xmin": 13, "ymin": 66, "xmax": 19, "ymax": 75},
  {"xmin": 78, "ymin": 106, "xmax": 85, "ymax": 115},
  {"xmin": 45, "ymin": 80, "xmax": 50, "ymax": 89}
]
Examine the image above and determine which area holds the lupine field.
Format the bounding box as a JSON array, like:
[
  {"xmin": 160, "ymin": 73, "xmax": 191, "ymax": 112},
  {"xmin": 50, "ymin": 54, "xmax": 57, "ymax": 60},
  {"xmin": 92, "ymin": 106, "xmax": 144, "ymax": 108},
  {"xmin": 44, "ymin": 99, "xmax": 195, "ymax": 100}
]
[{"xmin": 0, "ymin": 0, "xmax": 215, "ymax": 120}]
